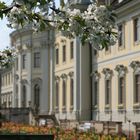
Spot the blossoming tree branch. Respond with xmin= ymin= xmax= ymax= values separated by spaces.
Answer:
xmin=0 ymin=0 xmax=117 ymax=67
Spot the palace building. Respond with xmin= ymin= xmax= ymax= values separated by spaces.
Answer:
xmin=1 ymin=0 xmax=140 ymax=137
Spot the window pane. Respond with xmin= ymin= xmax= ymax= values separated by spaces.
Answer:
xmin=105 ymin=80 xmax=110 ymax=105
xmin=22 ymin=85 xmax=26 ymax=107
xmin=63 ymin=80 xmax=66 ymax=106
xmin=118 ymin=25 xmax=123 ymax=46
xmin=70 ymin=42 xmax=74 ymax=59
xmin=119 ymin=77 xmax=125 ymax=104
xmin=22 ymin=54 xmax=26 ymax=69
xmin=56 ymin=49 xmax=59 ymax=65
xmin=63 ymin=45 xmax=66 ymax=62
xmin=34 ymin=85 xmax=40 ymax=108
xmin=34 ymin=52 xmax=40 ymax=68
xmin=134 ymin=18 xmax=138 ymax=42
xmin=70 ymin=79 xmax=74 ymax=106
xmin=56 ymin=82 xmax=59 ymax=107
xmin=94 ymin=81 xmax=98 ymax=105
xmin=135 ymin=75 xmax=140 ymax=103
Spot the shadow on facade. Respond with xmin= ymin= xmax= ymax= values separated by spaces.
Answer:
xmin=0 ymin=108 xmax=30 ymax=124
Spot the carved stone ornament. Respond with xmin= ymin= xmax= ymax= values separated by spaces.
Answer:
xmin=20 ymin=79 xmax=28 ymax=85
xmin=102 ymin=68 xmax=112 ymax=80
xmin=61 ymin=39 xmax=66 ymax=44
xmin=15 ymin=74 xmax=19 ymax=80
xmin=32 ymin=77 xmax=42 ymax=85
xmin=115 ymin=65 xmax=127 ymax=77
xmin=55 ymin=75 xmax=60 ymax=81
xmin=60 ymin=73 xmax=67 ymax=79
xmin=130 ymin=61 xmax=140 ymax=74
xmin=25 ymin=41 xmax=31 ymax=49
xmin=91 ymin=71 xmax=100 ymax=81
xmin=68 ymin=71 xmax=74 ymax=77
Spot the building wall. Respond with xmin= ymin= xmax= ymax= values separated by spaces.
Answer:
xmin=92 ymin=0 xmax=140 ymax=131
xmin=10 ymin=27 xmax=53 ymax=116
xmin=1 ymin=69 xmax=13 ymax=108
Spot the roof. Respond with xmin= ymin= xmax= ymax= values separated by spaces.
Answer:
xmin=113 ymin=0 xmax=132 ymax=9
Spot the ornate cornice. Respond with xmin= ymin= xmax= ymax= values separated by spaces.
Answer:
xmin=20 ymin=79 xmax=28 ymax=85
xmin=130 ymin=61 xmax=140 ymax=74
xmin=68 ymin=71 xmax=74 ymax=77
xmin=102 ymin=68 xmax=113 ymax=80
xmin=91 ymin=71 xmax=100 ymax=81
xmin=60 ymin=74 xmax=67 ymax=79
xmin=61 ymin=39 xmax=66 ymax=44
xmin=55 ymin=75 xmax=60 ymax=81
xmin=15 ymin=74 xmax=19 ymax=80
xmin=32 ymin=77 xmax=42 ymax=85
xmin=115 ymin=64 xmax=127 ymax=77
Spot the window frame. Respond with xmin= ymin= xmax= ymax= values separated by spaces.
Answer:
xmin=34 ymin=52 xmax=41 ymax=68
xmin=62 ymin=45 xmax=66 ymax=62
xmin=70 ymin=41 xmax=74 ymax=59
xmin=55 ymin=48 xmax=59 ymax=65
xmin=22 ymin=54 xmax=26 ymax=69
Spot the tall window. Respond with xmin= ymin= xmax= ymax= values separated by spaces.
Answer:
xmin=62 ymin=45 xmax=66 ymax=62
xmin=70 ymin=78 xmax=74 ymax=106
xmin=62 ymin=80 xmax=66 ymax=106
xmin=105 ymin=80 xmax=111 ymax=105
xmin=56 ymin=48 xmax=59 ymax=65
xmin=70 ymin=41 xmax=74 ymax=59
xmin=22 ymin=85 xmax=26 ymax=107
xmin=55 ymin=82 xmax=59 ymax=107
xmin=134 ymin=18 xmax=140 ymax=42
xmin=16 ymin=58 xmax=18 ymax=70
xmin=34 ymin=84 xmax=40 ymax=108
xmin=119 ymin=77 xmax=125 ymax=104
xmin=118 ymin=24 xmax=123 ymax=46
xmin=22 ymin=54 xmax=26 ymax=69
xmin=34 ymin=52 xmax=40 ymax=68
xmin=94 ymin=81 xmax=98 ymax=105
xmin=15 ymin=85 xmax=18 ymax=107
xmin=135 ymin=74 xmax=140 ymax=103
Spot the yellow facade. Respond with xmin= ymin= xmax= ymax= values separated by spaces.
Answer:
xmin=54 ymin=32 xmax=75 ymax=120
xmin=92 ymin=0 xmax=140 ymax=131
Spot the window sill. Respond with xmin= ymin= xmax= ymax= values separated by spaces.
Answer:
xmin=105 ymin=50 xmax=111 ymax=55
xmin=105 ymin=104 xmax=110 ymax=109
xmin=134 ymin=40 xmax=140 ymax=46
xmin=118 ymin=104 xmax=124 ymax=109
xmin=133 ymin=103 xmax=140 ymax=108
xmin=93 ymin=105 xmax=98 ymax=110
xmin=70 ymin=106 xmax=74 ymax=111
xmin=62 ymin=106 xmax=66 ymax=112
xmin=118 ymin=46 xmax=125 ymax=51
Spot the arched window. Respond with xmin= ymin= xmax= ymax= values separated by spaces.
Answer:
xmin=62 ymin=80 xmax=66 ymax=106
xmin=34 ymin=84 xmax=40 ymax=108
xmin=22 ymin=85 xmax=26 ymax=107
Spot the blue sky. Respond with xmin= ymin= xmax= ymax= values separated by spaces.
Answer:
xmin=0 ymin=0 xmax=62 ymax=50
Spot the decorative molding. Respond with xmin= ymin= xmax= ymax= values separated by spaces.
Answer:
xmin=115 ymin=65 xmax=127 ymax=77
xmin=55 ymin=75 xmax=60 ymax=81
xmin=20 ymin=79 xmax=28 ymax=85
xmin=102 ymin=68 xmax=112 ymax=80
xmin=60 ymin=74 xmax=67 ymax=79
xmin=15 ymin=74 xmax=19 ymax=80
xmin=91 ymin=71 xmax=100 ymax=81
xmin=32 ymin=77 xmax=42 ymax=85
xmin=130 ymin=61 xmax=140 ymax=74
xmin=61 ymin=39 xmax=66 ymax=44
xmin=68 ymin=71 xmax=74 ymax=77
